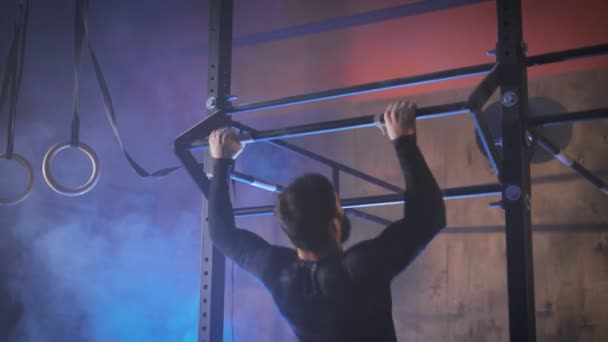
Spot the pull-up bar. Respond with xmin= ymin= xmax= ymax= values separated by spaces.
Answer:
xmin=189 ymin=105 xmax=608 ymax=152
xmin=189 ymin=102 xmax=470 ymax=150
xmin=182 ymin=46 xmax=608 ymax=160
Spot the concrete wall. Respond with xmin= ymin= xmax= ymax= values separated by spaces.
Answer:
xmin=0 ymin=0 xmax=606 ymax=341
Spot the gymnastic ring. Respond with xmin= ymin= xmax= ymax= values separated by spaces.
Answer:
xmin=42 ymin=141 xmax=100 ymax=196
xmin=0 ymin=153 xmax=34 ymax=206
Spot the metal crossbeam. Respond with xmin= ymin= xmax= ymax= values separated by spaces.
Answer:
xmin=184 ymin=0 xmax=492 ymax=54
xmin=228 ymin=44 xmax=608 ymax=114
xmin=530 ymin=108 xmax=608 ymax=127
xmin=227 ymin=170 xmax=396 ymax=227
xmin=189 ymin=102 xmax=470 ymax=149
xmin=233 ymin=184 xmax=502 ymax=217
xmin=232 ymin=0 xmax=491 ymax=47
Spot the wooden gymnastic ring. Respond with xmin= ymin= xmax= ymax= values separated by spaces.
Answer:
xmin=42 ymin=142 xmax=100 ymax=196
xmin=0 ymin=153 xmax=34 ymax=205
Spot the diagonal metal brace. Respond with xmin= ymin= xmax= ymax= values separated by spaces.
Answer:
xmin=534 ymin=131 xmax=608 ymax=196
xmin=174 ymin=110 xmax=232 ymax=198
xmin=467 ymin=63 xmax=502 ymax=178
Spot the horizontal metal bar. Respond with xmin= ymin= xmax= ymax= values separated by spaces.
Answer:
xmin=183 ymin=0 xmax=492 ymax=55
xmin=228 ymin=44 xmax=608 ymax=114
xmin=530 ymin=108 xmax=608 ymax=127
xmin=444 ymin=223 xmax=608 ymax=234
xmin=525 ymin=43 xmax=608 ymax=66
xmin=229 ymin=65 xmax=492 ymax=114
xmin=191 ymin=102 xmax=470 ymax=150
xmin=232 ymin=0 xmax=490 ymax=47
xmin=233 ymin=183 xmax=502 ymax=217
xmin=229 ymin=169 xmax=397 ymax=226
xmin=197 ymin=106 xmax=608 ymax=152
xmin=247 ymin=102 xmax=470 ymax=142
xmin=189 ymin=102 xmax=608 ymax=159
xmin=341 ymin=183 xmax=502 ymax=208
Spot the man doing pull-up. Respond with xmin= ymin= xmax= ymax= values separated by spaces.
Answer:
xmin=207 ymin=100 xmax=446 ymax=342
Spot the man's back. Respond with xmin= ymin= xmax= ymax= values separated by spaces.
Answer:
xmin=258 ymin=246 xmax=397 ymax=342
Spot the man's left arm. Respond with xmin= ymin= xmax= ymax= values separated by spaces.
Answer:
xmin=207 ymin=157 xmax=276 ymax=282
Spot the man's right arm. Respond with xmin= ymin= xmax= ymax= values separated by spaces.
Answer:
xmin=345 ymin=103 xmax=446 ymax=282
xmin=379 ymin=135 xmax=446 ymax=275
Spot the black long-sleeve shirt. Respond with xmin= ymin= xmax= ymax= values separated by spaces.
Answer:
xmin=208 ymin=135 xmax=446 ymax=342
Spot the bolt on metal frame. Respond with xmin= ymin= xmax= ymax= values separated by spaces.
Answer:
xmin=173 ymin=1 xmax=608 ymax=341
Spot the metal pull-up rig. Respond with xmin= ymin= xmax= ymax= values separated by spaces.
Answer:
xmin=174 ymin=1 xmax=608 ymax=341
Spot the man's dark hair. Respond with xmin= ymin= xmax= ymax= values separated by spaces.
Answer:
xmin=275 ymin=173 xmax=337 ymax=251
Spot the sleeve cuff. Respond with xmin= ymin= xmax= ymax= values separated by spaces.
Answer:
xmin=212 ymin=158 xmax=234 ymax=178
xmin=392 ymin=134 xmax=417 ymax=150
xmin=213 ymin=158 xmax=235 ymax=165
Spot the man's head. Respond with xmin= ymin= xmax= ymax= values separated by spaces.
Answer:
xmin=275 ymin=174 xmax=351 ymax=252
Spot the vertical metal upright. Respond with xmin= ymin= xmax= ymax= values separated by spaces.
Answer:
xmin=496 ymin=0 xmax=537 ymax=341
xmin=200 ymin=0 xmax=234 ymax=341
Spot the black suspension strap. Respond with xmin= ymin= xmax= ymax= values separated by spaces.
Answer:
xmin=43 ymin=0 xmax=182 ymax=196
xmin=42 ymin=0 xmax=100 ymax=196
xmin=82 ymin=0 xmax=181 ymax=178
xmin=0 ymin=0 xmax=34 ymax=206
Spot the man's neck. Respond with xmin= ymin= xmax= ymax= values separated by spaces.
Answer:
xmin=297 ymin=244 xmax=342 ymax=262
